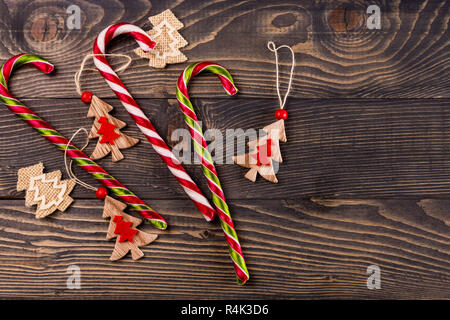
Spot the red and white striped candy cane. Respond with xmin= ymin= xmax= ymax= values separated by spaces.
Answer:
xmin=92 ymin=22 xmax=216 ymax=222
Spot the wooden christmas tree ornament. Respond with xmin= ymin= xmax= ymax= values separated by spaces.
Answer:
xmin=233 ymin=41 xmax=294 ymax=183
xmin=135 ymin=9 xmax=188 ymax=68
xmin=85 ymin=93 xmax=139 ymax=162
xmin=102 ymin=196 xmax=157 ymax=261
xmin=233 ymin=120 xmax=286 ymax=183
xmin=17 ymin=162 xmax=76 ymax=218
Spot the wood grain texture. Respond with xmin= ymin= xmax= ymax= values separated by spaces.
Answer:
xmin=0 ymin=0 xmax=449 ymax=300
xmin=1 ymin=98 xmax=450 ymax=199
xmin=0 ymin=0 xmax=447 ymax=99
xmin=0 ymin=198 xmax=448 ymax=299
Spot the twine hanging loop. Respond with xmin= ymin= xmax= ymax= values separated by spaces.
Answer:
xmin=267 ymin=41 xmax=295 ymax=110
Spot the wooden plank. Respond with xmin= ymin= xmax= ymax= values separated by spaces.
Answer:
xmin=1 ymin=98 xmax=450 ymax=199
xmin=0 ymin=198 xmax=448 ymax=299
xmin=0 ymin=0 xmax=447 ymax=302
xmin=0 ymin=0 xmax=447 ymax=99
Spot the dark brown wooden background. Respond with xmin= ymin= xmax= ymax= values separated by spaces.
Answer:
xmin=0 ymin=0 xmax=448 ymax=299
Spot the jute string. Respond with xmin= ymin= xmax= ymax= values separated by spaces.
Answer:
xmin=267 ymin=41 xmax=295 ymax=110
xmin=64 ymin=128 xmax=97 ymax=191
xmin=74 ymin=54 xmax=132 ymax=95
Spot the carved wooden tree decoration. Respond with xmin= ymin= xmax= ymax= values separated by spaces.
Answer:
xmin=134 ymin=9 xmax=188 ymax=68
xmin=233 ymin=120 xmax=286 ymax=183
xmin=102 ymin=196 xmax=158 ymax=261
xmin=87 ymin=95 xmax=139 ymax=162
xmin=17 ymin=162 xmax=76 ymax=218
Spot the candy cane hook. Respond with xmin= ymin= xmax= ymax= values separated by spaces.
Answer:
xmin=92 ymin=22 xmax=216 ymax=222
xmin=0 ymin=53 xmax=167 ymax=230
xmin=177 ymin=62 xmax=249 ymax=285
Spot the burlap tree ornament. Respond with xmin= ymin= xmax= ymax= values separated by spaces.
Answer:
xmin=233 ymin=120 xmax=286 ymax=183
xmin=87 ymin=95 xmax=139 ymax=162
xmin=17 ymin=162 xmax=76 ymax=218
xmin=135 ymin=9 xmax=188 ymax=68
xmin=102 ymin=196 xmax=158 ymax=261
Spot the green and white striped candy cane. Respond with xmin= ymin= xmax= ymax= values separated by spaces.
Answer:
xmin=177 ymin=61 xmax=249 ymax=285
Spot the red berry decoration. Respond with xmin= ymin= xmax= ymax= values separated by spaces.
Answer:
xmin=275 ymin=109 xmax=288 ymax=120
xmin=81 ymin=91 xmax=93 ymax=104
xmin=96 ymin=187 xmax=108 ymax=200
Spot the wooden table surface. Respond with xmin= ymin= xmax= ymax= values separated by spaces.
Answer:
xmin=0 ymin=0 xmax=449 ymax=299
